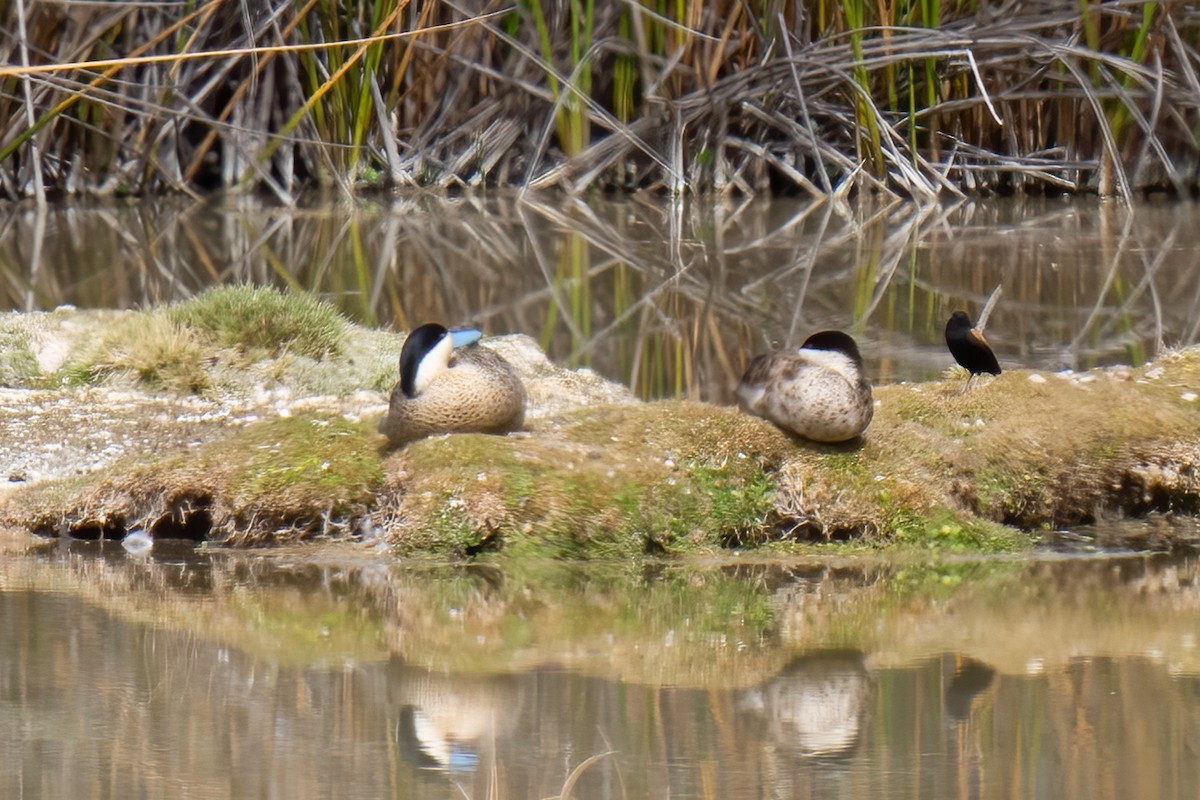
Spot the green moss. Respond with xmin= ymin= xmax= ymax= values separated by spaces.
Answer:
xmin=973 ymin=466 xmax=1013 ymax=513
xmin=389 ymin=403 xmax=786 ymax=558
xmin=639 ymin=464 xmax=777 ymax=550
xmin=224 ymin=415 xmax=384 ymax=511
xmin=169 ymin=285 xmax=347 ymax=358
xmin=889 ymin=506 xmax=1030 ymax=553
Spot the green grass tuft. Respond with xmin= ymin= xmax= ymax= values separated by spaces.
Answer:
xmin=56 ymin=312 xmax=211 ymax=393
xmin=169 ymin=286 xmax=347 ymax=359
xmin=50 ymin=289 xmax=350 ymax=393
xmin=0 ymin=319 xmax=40 ymax=386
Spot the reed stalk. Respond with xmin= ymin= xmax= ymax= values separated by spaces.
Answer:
xmin=0 ymin=1 xmax=1194 ymax=198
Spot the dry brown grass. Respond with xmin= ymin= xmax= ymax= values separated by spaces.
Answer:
xmin=1 ymin=2 xmax=1197 ymax=199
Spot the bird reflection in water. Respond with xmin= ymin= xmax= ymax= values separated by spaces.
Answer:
xmin=388 ymin=662 xmax=523 ymax=774
xmin=738 ymin=650 xmax=872 ymax=760
xmin=944 ymin=654 xmax=996 ymax=722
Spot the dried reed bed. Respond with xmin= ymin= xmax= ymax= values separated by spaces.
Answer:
xmin=1 ymin=1 xmax=1198 ymax=200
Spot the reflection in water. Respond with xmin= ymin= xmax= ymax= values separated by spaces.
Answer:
xmin=2 ymin=544 xmax=1200 ymax=798
xmin=389 ymin=664 xmax=522 ymax=775
xmin=3 ymin=195 xmax=1199 ymax=400
xmin=943 ymin=655 xmax=997 ymax=722
xmin=737 ymin=651 xmax=871 ymax=760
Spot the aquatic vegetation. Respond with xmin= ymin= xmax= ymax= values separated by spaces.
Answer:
xmin=0 ymin=1 xmax=1194 ymax=198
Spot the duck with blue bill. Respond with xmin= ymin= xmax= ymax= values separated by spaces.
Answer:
xmin=380 ymin=323 xmax=527 ymax=446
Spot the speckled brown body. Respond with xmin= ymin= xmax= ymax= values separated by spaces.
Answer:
xmin=736 ymin=341 xmax=873 ymax=443
xmin=380 ymin=345 xmax=526 ymax=446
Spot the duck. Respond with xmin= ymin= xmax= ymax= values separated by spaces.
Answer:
xmin=379 ymin=323 xmax=527 ymax=446
xmin=944 ymin=311 xmax=1000 ymax=392
xmin=736 ymin=330 xmax=873 ymax=443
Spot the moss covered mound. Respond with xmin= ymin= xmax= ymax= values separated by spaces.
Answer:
xmin=12 ymin=415 xmax=384 ymax=544
xmin=376 ymin=401 xmax=792 ymax=557
xmin=3 ymin=296 xmax=1200 ymax=555
xmin=763 ymin=353 xmax=1200 ymax=550
xmin=6 ymin=351 xmax=1200 ymax=554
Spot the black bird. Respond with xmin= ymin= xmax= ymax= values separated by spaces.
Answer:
xmin=945 ymin=311 xmax=1000 ymax=391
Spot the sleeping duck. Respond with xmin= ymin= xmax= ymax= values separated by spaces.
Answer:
xmin=736 ymin=330 xmax=873 ymax=443
xmin=380 ymin=323 xmax=527 ymax=446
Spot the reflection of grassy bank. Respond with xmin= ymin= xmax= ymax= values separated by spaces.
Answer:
xmin=0 ymin=3 xmax=1195 ymax=198
xmin=4 ymin=539 xmax=1197 ymax=800
xmin=0 ymin=540 xmax=389 ymax=667
xmin=5 ymin=545 xmax=1200 ymax=685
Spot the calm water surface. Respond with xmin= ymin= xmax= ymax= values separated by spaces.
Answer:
xmin=3 ymin=194 xmax=1199 ymax=399
xmin=4 ymin=195 xmax=1199 ymax=797
xmin=2 ymin=537 xmax=1198 ymax=799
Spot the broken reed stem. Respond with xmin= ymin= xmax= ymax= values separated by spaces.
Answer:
xmin=13 ymin=0 xmax=44 ymax=205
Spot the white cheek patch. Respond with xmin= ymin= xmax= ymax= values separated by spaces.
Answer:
xmin=413 ymin=334 xmax=454 ymax=395
xmin=798 ymin=348 xmax=857 ymax=383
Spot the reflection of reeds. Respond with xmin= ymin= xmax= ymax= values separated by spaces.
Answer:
xmin=3 ymin=194 xmax=1200 ymax=399
xmin=0 ymin=3 xmax=1197 ymax=198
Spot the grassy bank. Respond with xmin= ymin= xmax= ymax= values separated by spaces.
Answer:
xmin=1 ymin=1 xmax=1196 ymax=200
xmin=3 ymin=288 xmax=1200 ymax=554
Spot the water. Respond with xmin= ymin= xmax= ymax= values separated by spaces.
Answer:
xmin=5 ymin=194 xmax=1200 ymax=797
xmin=3 ymin=194 xmax=1198 ymax=400
xmin=1 ymin=538 xmax=1198 ymax=799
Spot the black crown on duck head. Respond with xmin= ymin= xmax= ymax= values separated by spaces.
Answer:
xmin=399 ymin=323 xmax=451 ymax=398
xmin=800 ymin=330 xmax=863 ymax=366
